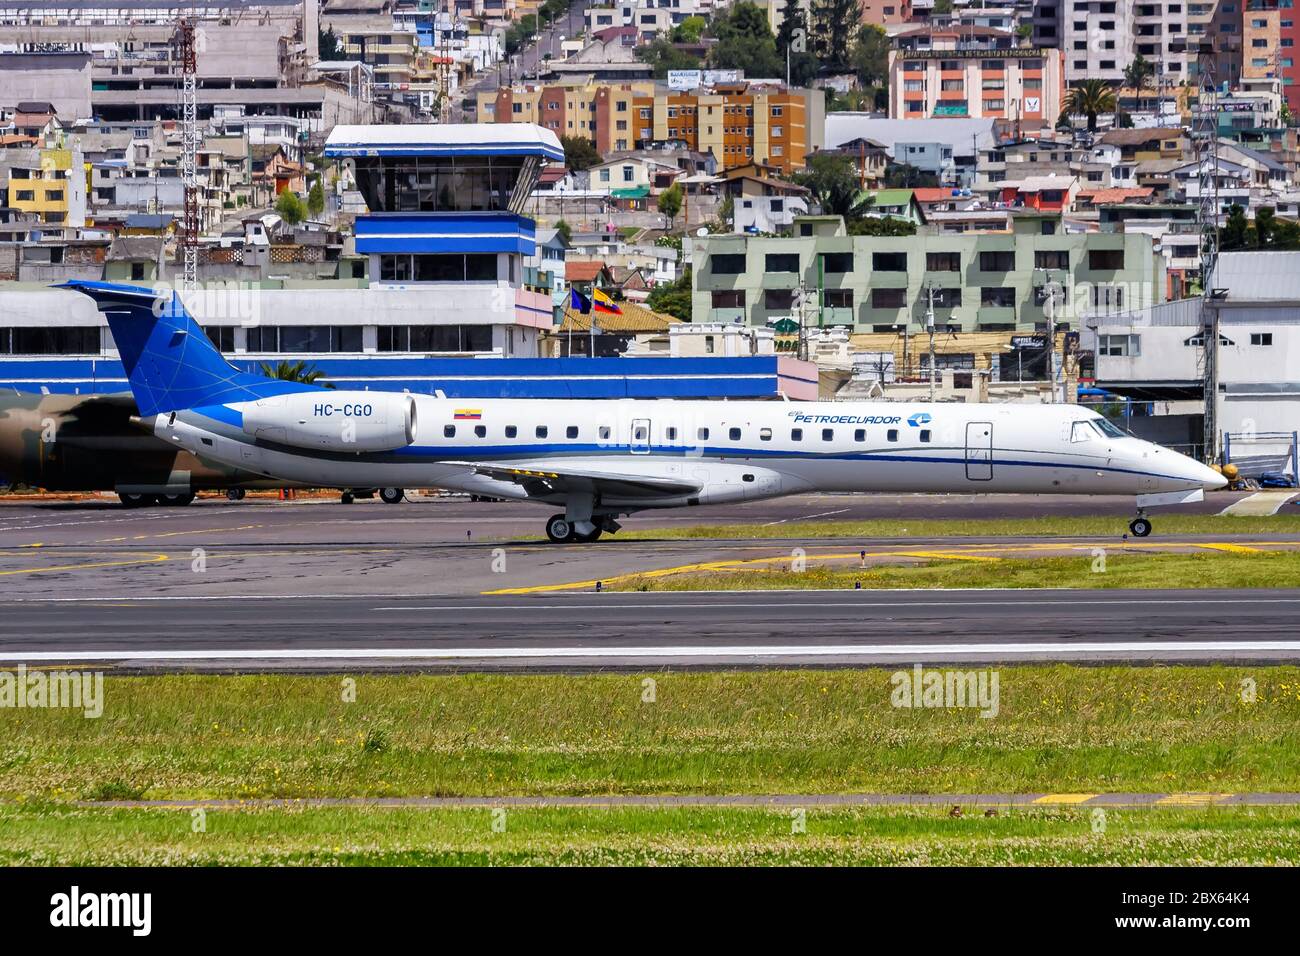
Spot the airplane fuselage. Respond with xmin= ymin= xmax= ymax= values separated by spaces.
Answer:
xmin=150 ymin=395 xmax=1222 ymax=517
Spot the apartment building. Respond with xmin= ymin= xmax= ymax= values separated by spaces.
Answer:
xmin=1061 ymin=0 xmax=1244 ymax=87
xmin=5 ymin=143 xmax=87 ymax=228
xmin=1061 ymin=0 xmax=1142 ymax=84
xmin=889 ymin=46 xmax=1065 ymax=124
xmin=691 ymin=214 xmax=1165 ymax=335
xmin=481 ymin=82 xmax=812 ymax=174
xmin=1245 ymin=2 xmax=1300 ymax=111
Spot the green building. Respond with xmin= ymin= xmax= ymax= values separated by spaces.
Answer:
xmin=691 ymin=214 xmax=1166 ymax=333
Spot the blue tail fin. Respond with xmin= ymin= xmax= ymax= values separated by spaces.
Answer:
xmin=59 ymin=280 xmax=321 ymax=416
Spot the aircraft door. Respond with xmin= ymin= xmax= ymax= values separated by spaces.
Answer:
xmin=965 ymin=421 xmax=993 ymax=481
xmin=630 ymin=418 xmax=651 ymax=455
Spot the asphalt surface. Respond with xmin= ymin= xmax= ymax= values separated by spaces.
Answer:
xmin=1 ymin=492 xmax=1297 ymax=671
xmin=3 ymin=588 xmax=1300 ymax=670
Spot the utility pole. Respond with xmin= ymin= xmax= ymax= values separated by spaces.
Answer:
xmin=1034 ymin=267 xmax=1066 ymax=402
xmin=924 ymin=284 xmax=937 ymax=401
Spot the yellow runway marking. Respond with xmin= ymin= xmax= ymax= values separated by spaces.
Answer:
xmin=484 ymin=539 xmax=1299 ymax=595
xmin=1155 ymin=793 xmax=1233 ymax=806
xmin=891 ymin=551 xmax=1001 ymax=562
xmin=487 ymin=548 xmax=1004 ymax=594
xmin=0 ymin=554 xmax=169 ymax=576
xmin=1032 ymin=794 xmax=1098 ymax=805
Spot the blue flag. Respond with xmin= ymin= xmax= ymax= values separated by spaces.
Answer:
xmin=569 ymin=287 xmax=592 ymax=314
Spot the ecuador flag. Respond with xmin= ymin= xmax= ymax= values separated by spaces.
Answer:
xmin=592 ymin=289 xmax=623 ymax=315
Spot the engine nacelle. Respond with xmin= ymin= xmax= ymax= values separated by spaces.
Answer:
xmin=240 ymin=392 xmax=417 ymax=453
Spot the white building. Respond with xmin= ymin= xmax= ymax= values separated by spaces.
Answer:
xmin=1084 ymin=251 xmax=1300 ymax=474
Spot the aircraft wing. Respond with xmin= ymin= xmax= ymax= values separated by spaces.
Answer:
xmin=454 ymin=461 xmax=702 ymax=499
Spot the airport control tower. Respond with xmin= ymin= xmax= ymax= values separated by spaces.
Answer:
xmin=323 ymin=123 xmax=565 ymax=347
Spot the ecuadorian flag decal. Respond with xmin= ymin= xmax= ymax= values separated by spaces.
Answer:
xmin=453 ymin=409 xmax=483 ymax=421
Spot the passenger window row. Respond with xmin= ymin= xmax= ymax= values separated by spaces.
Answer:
xmin=441 ymin=424 xmax=591 ymax=439
xmin=438 ymin=424 xmax=935 ymax=444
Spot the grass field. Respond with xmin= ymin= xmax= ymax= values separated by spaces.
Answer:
xmin=4 ymin=804 xmax=1298 ymax=866
xmin=5 ymin=667 xmax=1299 ymax=864
xmin=608 ymin=550 xmax=1300 ymax=591
xmin=4 ymin=667 xmax=1300 ymax=802
xmin=619 ymin=513 xmax=1300 ymax=540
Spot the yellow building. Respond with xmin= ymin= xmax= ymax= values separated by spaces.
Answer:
xmin=6 ymin=144 xmax=86 ymax=226
xmin=478 ymin=81 xmax=810 ymax=174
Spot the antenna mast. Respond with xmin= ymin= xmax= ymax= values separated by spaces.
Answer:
xmin=179 ymin=16 xmax=199 ymax=292
xmin=1195 ymin=39 xmax=1220 ymax=463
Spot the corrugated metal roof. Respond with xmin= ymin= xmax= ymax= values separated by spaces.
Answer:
xmin=1217 ymin=252 xmax=1300 ymax=300
xmin=824 ymin=115 xmax=995 ymax=157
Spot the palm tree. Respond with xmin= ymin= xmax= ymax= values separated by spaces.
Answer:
xmin=260 ymin=360 xmax=332 ymax=387
xmin=1065 ymin=79 xmax=1118 ymax=133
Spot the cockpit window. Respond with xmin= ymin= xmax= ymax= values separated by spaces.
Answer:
xmin=1091 ymin=418 xmax=1126 ymax=438
xmin=1070 ymin=421 xmax=1093 ymax=443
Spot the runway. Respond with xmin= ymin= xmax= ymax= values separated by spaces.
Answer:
xmin=3 ymin=589 xmax=1300 ymax=670
xmin=0 ymin=492 xmax=1296 ymax=670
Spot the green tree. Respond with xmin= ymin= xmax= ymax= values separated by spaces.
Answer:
xmin=1064 ymin=79 xmax=1117 ymax=132
xmin=1221 ymin=204 xmax=1249 ymax=251
xmin=318 ymin=27 xmax=342 ymax=60
xmin=657 ymin=181 xmax=684 ymax=227
xmin=884 ymin=163 xmax=940 ymax=189
xmin=636 ymin=36 xmax=702 ymax=78
xmin=810 ymin=0 xmax=861 ymax=73
xmin=505 ymin=14 xmax=538 ymax=55
xmin=260 ymin=360 xmax=332 ymax=386
xmin=275 ymin=190 xmax=306 ymax=225
xmin=709 ymin=2 xmax=782 ymax=77
xmin=1123 ymin=54 xmax=1155 ymax=112
xmin=645 ymin=267 xmax=693 ymax=321
xmin=850 ymin=23 xmax=889 ymax=89
xmin=307 ymin=178 xmax=325 ymax=218
xmin=1255 ymin=206 xmax=1277 ymax=248
xmin=671 ymin=15 xmax=707 ymax=43
xmin=933 ymin=0 xmax=952 ymax=12
xmin=847 ymin=216 xmax=917 ymax=237
xmin=554 ymin=218 xmax=573 ymax=245
xmin=793 ymin=153 xmax=871 ymax=221
xmin=560 ymin=135 xmax=602 ymax=170
xmin=776 ymin=0 xmax=818 ymax=86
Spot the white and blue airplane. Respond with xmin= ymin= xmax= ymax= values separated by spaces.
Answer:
xmin=63 ymin=280 xmax=1226 ymax=542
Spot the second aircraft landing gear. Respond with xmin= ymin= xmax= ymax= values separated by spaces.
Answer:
xmin=1129 ymin=515 xmax=1152 ymax=537
xmin=379 ymin=487 xmax=405 ymax=504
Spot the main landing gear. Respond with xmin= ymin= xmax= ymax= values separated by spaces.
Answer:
xmin=1129 ymin=514 xmax=1152 ymax=537
xmin=379 ymin=487 xmax=405 ymax=504
xmin=545 ymin=513 xmax=614 ymax=543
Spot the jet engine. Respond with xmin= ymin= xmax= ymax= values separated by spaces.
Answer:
xmin=240 ymin=392 xmax=417 ymax=453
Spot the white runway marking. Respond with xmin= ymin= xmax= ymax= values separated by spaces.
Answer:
xmin=1218 ymin=491 xmax=1297 ymax=516
xmin=762 ymin=508 xmax=850 ymax=526
xmin=4 ymin=640 xmax=1300 ymax=663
